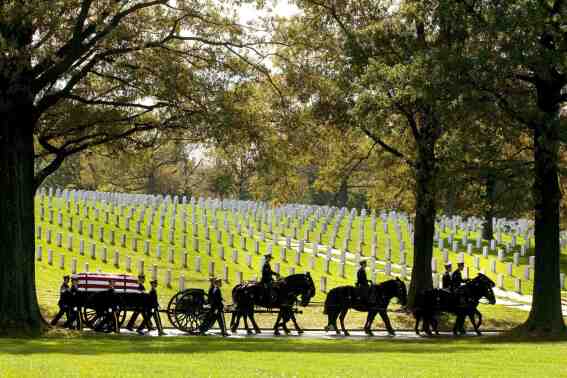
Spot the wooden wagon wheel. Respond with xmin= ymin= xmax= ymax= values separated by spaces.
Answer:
xmin=81 ymin=306 xmax=99 ymax=329
xmin=167 ymin=289 xmax=208 ymax=334
xmin=117 ymin=310 xmax=127 ymax=328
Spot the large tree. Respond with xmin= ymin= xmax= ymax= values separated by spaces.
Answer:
xmin=0 ymin=0 xmax=266 ymax=334
xmin=448 ymin=0 xmax=567 ymax=334
xmin=280 ymin=0 xmax=474 ymax=306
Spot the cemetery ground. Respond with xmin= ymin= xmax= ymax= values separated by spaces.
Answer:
xmin=33 ymin=190 xmax=567 ymax=332
xmin=1 ymin=333 xmax=567 ymax=377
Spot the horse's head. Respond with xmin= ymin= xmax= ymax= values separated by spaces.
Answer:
xmin=394 ymin=277 xmax=408 ymax=306
xmin=378 ymin=277 xmax=407 ymax=306
xmin=283 ymin=272 xmax=316 ymax=306
xmin=472 ymin=273 xmax=496 ymax=305
xmin=299 ymin=272 xmax=316 ymax=306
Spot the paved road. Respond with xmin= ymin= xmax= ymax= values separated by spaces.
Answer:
xmin=114 ymin=328 xmax=501 ymax=339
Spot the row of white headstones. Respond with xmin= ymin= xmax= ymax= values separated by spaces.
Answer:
xmin=34 ymin=187 xmax=566 ymax=294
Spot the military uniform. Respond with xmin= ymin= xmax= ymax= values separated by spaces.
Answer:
xmin=261 ymin=261 xmax=277 ymax=285
xmin=261 ymin=259 xmax=278 ymax=304
xmin=127 ymin=282 xmax=146 ymax=331
xmin=442 ymin=272 xmax=452 ymax=290
xmin=50 ymin=281 xmax=70 ymax=326
xmin=451 ymin=269 xmax=464 ymax=291
xmin=356 ymin=265 xmax=372 ymax=303
xmin=201 ymin=282 xmax=228 ymax=336
xmin=64 ymin=283 xmax=82 ymax=329
xmin=140 ymin=283 xmax=164 ymax=335
xmin=356 ymin=267 xmax=369 ymax=287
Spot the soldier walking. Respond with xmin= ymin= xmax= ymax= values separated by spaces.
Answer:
xmin=64 ymin=276 xmax=82 ymax=330
xmin=50 ymin=275 xmax=70 ymax=326
xmin=126 ymin=274 xmax=146 ymax=331
xmin=202 ymin=278 xmax=229 ymax=337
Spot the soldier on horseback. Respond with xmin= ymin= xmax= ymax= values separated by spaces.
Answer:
xmin=442 ymin=262 xmax=452 ymax=290
xmin=355 ymin=260 xmax=373 ymax=303
xmin=451 ymin=262 xmax=468 ymax=291
xmin=261 ymin=254 xmax=280 ymax=303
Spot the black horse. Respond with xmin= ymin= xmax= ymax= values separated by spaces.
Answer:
xmin=413 ymin=273 xmax=496 ymax=336
xmin=230 ymin=273 xmax=315 ymax=335
xmin=323 ymin=278 xmax=407 ymax=336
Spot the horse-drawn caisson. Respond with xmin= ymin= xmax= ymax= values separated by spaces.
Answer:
xmin=51 ymin=259 xmax=497 ymax=337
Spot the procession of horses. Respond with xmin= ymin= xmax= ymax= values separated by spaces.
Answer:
xmin=50 ymin=254 xmax=497 ymax=338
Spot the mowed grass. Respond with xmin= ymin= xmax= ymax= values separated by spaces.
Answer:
xmin=1 ymin=334 xmax=567 ymax=378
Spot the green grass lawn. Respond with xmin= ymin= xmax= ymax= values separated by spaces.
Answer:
xmin=1 ymin=334 xmax=566 ymax=378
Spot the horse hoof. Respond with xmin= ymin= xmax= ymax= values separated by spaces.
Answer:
xmin=255 ymin=329 xmax=261 ymax=334
xmin=343 ymin=331 xmax=350 ymax=337
xmin=247 ymin=330 xmax=254 ymax=335
xmin=388 ymin=331 xmax=395 ymax=337
xmin=435 ymin=331 xmax=440 ymax=336
xmin=297 ymin=329 xmax=304 ymax=335
xmin=476 ymin=331 xmax=482 ymax=336
xmin=274 ymin=331 xmax=280 ymax=336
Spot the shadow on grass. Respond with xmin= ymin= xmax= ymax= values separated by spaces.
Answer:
xmin=0 ymin=333 xmax=498 ymax=356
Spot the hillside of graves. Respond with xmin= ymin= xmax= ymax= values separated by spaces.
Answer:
xmin=35 ymin=188 xmax=567 ymax=329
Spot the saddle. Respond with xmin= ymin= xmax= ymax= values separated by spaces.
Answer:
xmin=355 ymin=285 xmax=379 ymax=307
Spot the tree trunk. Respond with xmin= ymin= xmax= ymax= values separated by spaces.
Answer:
xmin=482 ymin=173 xmax=496 ymax=240
xmin=335 ymin=178 xmax=348 ymax=208
xmin=407 ymin=138 xmax=437 ymax=308
xmin=0 ymin=98 xmax=44 ymax=335
xmin=521 ymin=92 xmax=565 ymax=334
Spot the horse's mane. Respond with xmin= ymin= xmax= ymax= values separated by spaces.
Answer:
xmin=283 ymin=273 xmax=310 ymax=285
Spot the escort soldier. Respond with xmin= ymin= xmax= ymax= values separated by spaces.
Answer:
xmin=356 ymin=260 xmax=370 ymax=302
xmin=126 ymin=274 xmax=146 ymax=332
xmin=50 ymin=275 xmax=70 ymax=326
xmin=201 ymin=278 xmax=229 ymax=337
xmin=442 ymin=262 xmax=453 ymax=290
xmin=451 ymin=262 xmax=467 ymax=291
xmin=100 ymin=279 xmax=119 ymax=333
xmin=142 ymin=279 xmax=165 ymax=336
xmin=64 ymin=276 xmax=82 ymax=330
xmin=261 ymin=254 xmax=279 ymax=303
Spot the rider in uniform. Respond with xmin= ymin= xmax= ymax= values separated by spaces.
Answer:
xmin=50 ymin=275 xmax=70 ymax=326
xmin=451 ymin=262 xmax=468 ymax=291
xmin=356 ymin=260 xmax=371 ymax=303
xmin=261 ymin=254 xmax=279 ymax=303
xmin=442 ymin=262 xmax=453 ymax=290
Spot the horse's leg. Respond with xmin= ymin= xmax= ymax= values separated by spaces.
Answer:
xmin=230 ymin=311 xmax=238 ymax=333
xmin=458 ymin=312 xmax=467 ymax=335
xmin=250 ymin=311 xmax=261 ymax=334
xmin=423 ymin=313 xmax=433 ymax=336
xmin=290 ymin=311 xmax=303 ymax=334
xmin=453 ymin=314 xmax=464 ymax=336
xmin=472 ymin=309 xmax=483 ymax=336
xmin=380 ymin=310 xmax=395 ymax=336
xmin=273 ymin=311 xmax=282 ymax=336
xmin=282 ymin=310 xmax=291 ymax=335
xmin=363 ymin=311 xmax=373 ymax=335
xmin=414 ymin=311 xmax=421 ymax=335
xmin=339 ymin=308 xmax=349 ymax=336
xmin=431 ymin=315 xmax=439 ymax=335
